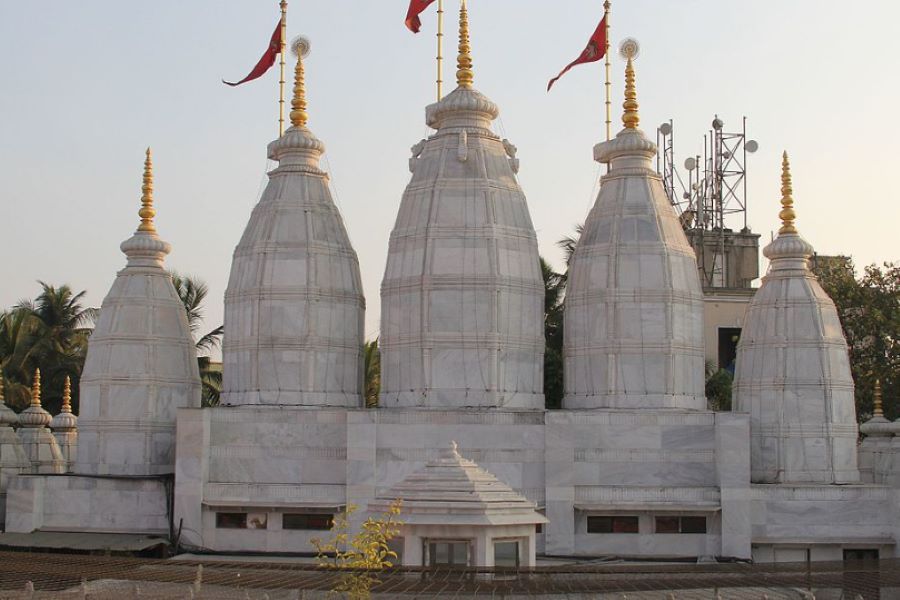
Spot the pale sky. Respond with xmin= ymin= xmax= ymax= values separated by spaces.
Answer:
xmin=1 ymin=1 xmax=898 ymax=351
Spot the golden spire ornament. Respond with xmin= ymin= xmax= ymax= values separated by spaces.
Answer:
xmin=62 ymin=376 xmax=73 ymax=414
xmin=31 ymin=368 xmax=42 ymax=407
xmin=873 ymin=379 xmax=884 ymax=419
xmin=289 ymin=36 xmax=311 ymax=128
xmin=456 ymin=0 xmax=474 ymax=89
xmin=138 ymin=148 xmax=156 ymax=233
xmin=0 ymin=375 xmax=5 ymax=406
xmin=779 ymin=151 xmax=797 ymax=234
xmin=619 ymin=38 xmax=640 ymax=130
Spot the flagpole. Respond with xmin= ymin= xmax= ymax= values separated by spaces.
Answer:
xmin=279 ymin=0 xmax=288 ymax=135
xmin=437 ymin=0 xmax=444 ymax=101
xmin=604 ymin=0 xmax=611 ymax=141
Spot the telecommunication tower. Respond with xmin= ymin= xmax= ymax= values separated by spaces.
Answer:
xmin=656 ymin=117 xmax=760 ymax=289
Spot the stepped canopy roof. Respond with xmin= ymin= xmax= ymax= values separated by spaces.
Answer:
xmin=370 ymin=442 xmax=546 ymax=527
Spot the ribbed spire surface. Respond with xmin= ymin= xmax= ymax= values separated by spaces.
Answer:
xmin=379 ymin=38 xmax=544 ymax=410
xmin=733 ymin=154 xmax=859 ymax=483
xmin=77 ymin=150 xmax=200 ymax=476
xmin=563 ymin=53 xmax=706 ymax=410
xmin=222 ymin=47 xmax=365 ymax=407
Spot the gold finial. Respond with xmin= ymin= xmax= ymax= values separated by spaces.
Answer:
xmin=62 ymin=376 xmax=72 ymax=414
xmin=873 ymin=379 xmax=884 ymax=419
xmin=0 ymin=375 xmax=5 ymax=405
xmin=779 ymin=151 xmax=797 ymax=234
xmin=138 ymin=148 xmax=156 ymax=233
xmin=619 ymin=39 xmax=641 ymax=130
xmin=31 ymin=368 xmax=41 ymax=407
xmin=289 ymin=37 xmax=309 ymax=128
xmin=456 ymin=0 xmax=474 ymax=89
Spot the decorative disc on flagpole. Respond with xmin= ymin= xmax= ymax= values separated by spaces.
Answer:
xmin=291 ymin=36 xmax=311 ymax=59
xmin=619 ymin=38 xmax=640 ymax=61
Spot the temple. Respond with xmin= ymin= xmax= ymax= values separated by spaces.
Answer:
xmin=1 ymin=3 xmax=898 ymax=566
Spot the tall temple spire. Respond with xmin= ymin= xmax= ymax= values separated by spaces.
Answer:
xmin=138 ymin=148 xmax=156 ymax=233
xmin=620 ymin=39 xmax=640 ymax=130
xmin=289 ymin=37 xmax=309 ymax=128
xmin=779 ymin=151 xmax=797 ymax=234
xmin=81 ymin=146 xmax=198 ymax=476
xmin=31 ymin=368 xmax=41 ymax=408
xmin=734 ymin=155 xmax=860 ymax=484
xmin=456 ymin=0 xmax=473 ymax=89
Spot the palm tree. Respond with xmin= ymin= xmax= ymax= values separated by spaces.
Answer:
xmin=3 ymin=283 xmax=97 ymax=413
xmin=0 ymin=309 xmax=38 ymax=409
xmin=364 ymin=340 xmax=380 ymax=408
xmin=556 ymin=223 xmax=584 ymax=270
xmin=542 ymin=224 xmax=584 ymax=409
xmin=541 ymin=258 xmax=565 ymax=409
xmin=169 ymin=273 xmax=224 ymax=407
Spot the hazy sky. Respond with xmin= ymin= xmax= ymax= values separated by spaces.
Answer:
xmin=2 ymin=1 xmax=898 ymax=350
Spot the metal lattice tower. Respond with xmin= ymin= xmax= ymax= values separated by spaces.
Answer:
xmin=656 ymin=116 xmax=759 ymax=289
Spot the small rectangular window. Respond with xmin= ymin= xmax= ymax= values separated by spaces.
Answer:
xmin=283 ymin=513 xmax=333 ymax=531
xmin=655 ymin=516 xmax=707 ymax=534
xmin=428 ymin=542 xmax=469 ymax=567
xmin=494 ymin=541 xmax=520 ymax=568
xmin=655 ymin=516 xmax=680 ymax=534
xmin=216 ymin=512 xmax=247 ymax=529
xmin=587 ymin=516 xmax=639 ymax=534
xmin=680 ymin=516 xmax=707 ymax=534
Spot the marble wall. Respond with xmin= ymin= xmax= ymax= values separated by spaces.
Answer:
xmin=170 ymin=406 xmax=900 ymax=561
xmin=5 ymin=474 xmax=169 ymax=534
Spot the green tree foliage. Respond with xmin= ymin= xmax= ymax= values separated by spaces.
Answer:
xmin=169 ymin=273 xmax=224 ymax=407
xmin=541 ymin=224 xmax=584 ymax=410
xmin=542 ymin=258 xmax=565 ymax=409
xmin=312 ymin=499 xmax=403 ymax=599
xmin=813 ymin=259 xmax=899 ymax=421
xmin=705 ymin=361 xmax=733 ymax=412
xmin=0 ymin=283 xmax=96 ymax=413
xmin=364 ymin=340 xmax=380 ymax=408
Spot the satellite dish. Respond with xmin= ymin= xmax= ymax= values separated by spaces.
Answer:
xmin=712 ymin=117 xmax=724 ymax=131
xmin=659 ymin=122 xmax=672 ymax=136
xmin=684 ymin=157 xmax=697 ymax=171
xmin=745 ymin=140 xmax=759 ymax=153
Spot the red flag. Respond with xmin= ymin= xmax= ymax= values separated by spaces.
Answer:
xmin=547 ymin=16 xmax=608 ymax=92
xmin=405 ymin=0 xmax=437 ymax=33
xmin=223 ymin=19 xmax=283 ymax=87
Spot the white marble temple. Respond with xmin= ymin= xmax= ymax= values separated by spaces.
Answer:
xmin=379 ymin=53 xmax=544 ymax=410
xmin=563 ymin=58 xmax=706 ymax=411
xmin=76 ymin=151 xmax=201 ymax=476
xmin=221 ymin=58 xmax=365 ymax=407
xmin=733 ymin=155 xmax=859 ymax=485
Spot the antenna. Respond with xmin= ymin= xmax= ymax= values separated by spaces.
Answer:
xmin=655 ymin=115 xmax=760 ymax=289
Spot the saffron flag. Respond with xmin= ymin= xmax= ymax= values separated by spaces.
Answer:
xmin=405 ymin=0 xmax=437 ymax=33
xmin=547 ymin=15 xmax=608 ymax=91
xmin=223 ymin=19 xmax=283 ymax=87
